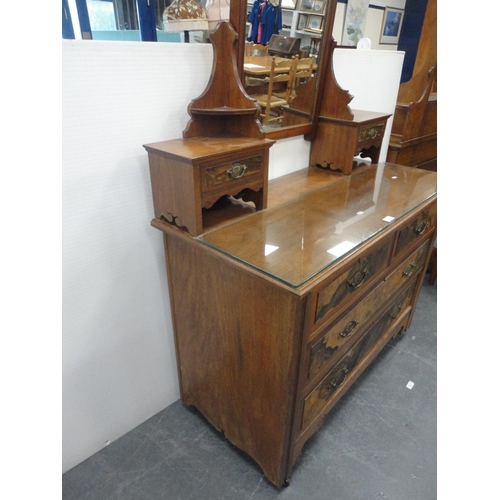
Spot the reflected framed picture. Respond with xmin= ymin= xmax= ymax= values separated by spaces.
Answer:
xmin=312 ymin=0 xmax=326 ymax=15
xmin=298 ymin=14 xmax=308 ymax=30
xmin=380 ymin=7 xmax=404 ymax=44
xmin=281 ymin=0 xmax=297 ymax=9
xmin=307 ymin=14 xmax=323 ymax=30
xmin=299 ymin=0 xmax=315 ymax=12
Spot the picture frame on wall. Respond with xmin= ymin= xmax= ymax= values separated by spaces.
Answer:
xmin=307 ymin=14 xmax=323 ymax=30
xmin=341 ymin=0 xmax=370 ymax=46
xmin=312 ymin=0 xmax=326 ymax=15
xmin=299 ymin=0 xmax=315 ymax=12
xmin=380 ymin=7 xmax=404 ymax=44
xmin=281 ymin=0 xmax=297 ymax=9
xmin=297 ymin=14 xmax=308 ymax=31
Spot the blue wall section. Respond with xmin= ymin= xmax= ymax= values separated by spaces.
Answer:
xmin=92 ymin=30 xmax=181 ymax=42
xmin=397 ymin=0 xmax=428 ymax=83
xmin=137 ymin=0 xmax=158 ymax=41
xmin=63 ymin=0 xmax=75 ymax=39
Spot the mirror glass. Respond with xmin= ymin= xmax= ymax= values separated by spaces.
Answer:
xmin=159 ymin=0 xmax=329 ymax=136
xmin=243 ymin=0 xmax=327 ymax=133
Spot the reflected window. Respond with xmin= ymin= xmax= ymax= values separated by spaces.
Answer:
xmin=88 ymin=0 xmax=138 ymax=32
xmin=87 ymin=1 xmax=115 ymax=30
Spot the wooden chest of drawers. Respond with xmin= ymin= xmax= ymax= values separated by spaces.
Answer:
xmin=151 ymin=163 xmax=437 ymax=487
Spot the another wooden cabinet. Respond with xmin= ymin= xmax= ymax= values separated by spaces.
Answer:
xmin=387 ymin=0 xmax=437 ymax=171
xmin=387 ymin=90 xmax=437 ymax=171
xmin=150 ymin=162 xmax=437 ymax=487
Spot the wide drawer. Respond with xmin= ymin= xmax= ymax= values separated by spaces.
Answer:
xmin=314 ymin=238 xmax=392 ymax=324
xmin=308 ymin=239 xmax=430 ymax=381
xmin=394 ymin=201 xmax=436 ymax=257
xmin=201 ymin=155 xmax=263 ymax=191
xmin=301 ymin=282 xmax=416 ymax=431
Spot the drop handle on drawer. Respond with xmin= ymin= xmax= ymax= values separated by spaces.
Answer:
xmin=339 ymin=319 xmax=359 ymax=339
xmin=348 ymin=268 xmax=369 ymax=289
xmin=330 ymin=367 xmax=349 ymax=389
xmin=403 ymin=263 xmax=417 ymax=277
xmin=226 ymin=163 xmax=247 ymax=179
xmin=414 ymin=219 xmax=429 ymax=235
xmin=389 ymin=304 xmax=403 ymax=320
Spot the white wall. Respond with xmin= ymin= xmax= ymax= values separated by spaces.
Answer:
xmin=62 ymin=38 xmax=403 ymax=473
xmin=334 ymin=48 xmax=405 ymax=162
xmin=62 ymin=40 xmax=214 ymax=473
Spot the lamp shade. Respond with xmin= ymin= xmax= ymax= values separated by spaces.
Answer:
xmin=206 ymin=0 xmax=230 ymax=30
xmin=163 ymin=0 xmax=209 ymax=32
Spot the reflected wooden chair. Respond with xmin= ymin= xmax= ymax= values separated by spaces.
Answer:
xmin=245 ymin=43 xmax=269 ymax=56
xmin=244 ymin=43 xmax=271 ymax=87
xmin=271 ymin=56 xmax=298 ymax=103
xmin=290 ymin=57 xmax=314 ymax=100
xmin=252 ymin=57 xmax=296 ymax=126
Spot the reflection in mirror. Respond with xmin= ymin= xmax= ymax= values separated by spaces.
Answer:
xmin=157 ymin=0 xmax=332 ymax=136
xmin=158 ymin=0 xmax=230 ymax=42
xmin=243 ymin=0 xmax=328 ymax=132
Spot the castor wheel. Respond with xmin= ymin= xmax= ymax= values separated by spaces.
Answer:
xmin=283 ymin=479 xmax=290 ymax=487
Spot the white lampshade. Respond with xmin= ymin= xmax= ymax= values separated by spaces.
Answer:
xmin=206 ymin=0 xmax=230 ymax=30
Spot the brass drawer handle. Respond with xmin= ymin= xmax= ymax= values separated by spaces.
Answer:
xmin=330 ymin=367 xmax=349 ymax=389
xmin=348 ymin=269 xmax=369 ymax=289
xmin=389 ymin=304 xmax=403 ymax=320
xmin=403 ymin=263 xmax=416 ymax=277
xmin=226 ymin=163 xmax=247 ymax=179
xmin=339 ymin=319 xmax=359 ymax=339
xmin=414 ymin=219 xmax=429 ymax=235
xmin=368 ymin=128 xmax=378 ymax=139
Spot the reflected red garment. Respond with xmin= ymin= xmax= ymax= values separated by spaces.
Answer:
xmin=257 ymin=2 xmax=266 ymax=43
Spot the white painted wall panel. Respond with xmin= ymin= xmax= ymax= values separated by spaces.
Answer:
xmin=62 ymin=40 xmax=213 ymax=473
xmin=333 ymin=48 xmax=405 ymax=162
xmin=370 ymin=0 xmax=406 ymax=8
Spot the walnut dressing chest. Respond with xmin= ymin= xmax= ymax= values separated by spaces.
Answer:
xmin=150 ymin=162 xmax=437 ymax=487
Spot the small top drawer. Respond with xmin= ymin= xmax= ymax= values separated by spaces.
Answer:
xmin=357 ymin=122 xmax=386 ymax=144
xmin=314 ymin=238 xmax=392 ymax=324
xmin=202 ymin=155 xmax=263 ymax=191
xmin=394 ymin=202 xmax=437 ymax=257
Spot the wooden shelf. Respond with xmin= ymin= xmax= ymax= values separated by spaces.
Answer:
xmin=189 ymin=107 xmax=259 ymax=116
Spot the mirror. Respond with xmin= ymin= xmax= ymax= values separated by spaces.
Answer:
xmin=160 ymin=0 xmax=336 ymax=139
xmin=231 ymin=0 xmax=337 ymax=139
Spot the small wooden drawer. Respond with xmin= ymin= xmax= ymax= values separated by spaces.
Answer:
xmin=308 ymin=239 xmax=429 ymax=381
xmin=302 ymin=283 xmax=416 ymax=431
xmin=394 ymin=202 xmax=437 ymax=257
xmin=357 ymin=122 xmax=386 ymax=144
xmin=201 ymin=155 xmax=263 ymax=191
xmin=144 ymin=137 xmax=273 ymax=236
xmin=314 ymin=238 xmax=392 ymax=324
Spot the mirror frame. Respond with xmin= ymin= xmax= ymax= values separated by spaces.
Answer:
xmin=230 ymin=0 xmax=338 ymax=140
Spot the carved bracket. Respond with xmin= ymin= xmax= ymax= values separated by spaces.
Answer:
xmin=183 ymin=21 xmax=264 ymax=139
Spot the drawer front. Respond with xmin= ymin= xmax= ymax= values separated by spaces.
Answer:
xmin=302 ymin=283 xmax=415 ymax=431
xmin=395 ymin=202 xmax=436 ymax=257
xmin=202 ymin=155 xmax=263 ymax=191
xmin=358 ymin=122 xmax=386 ymax=144
xmin=308 ymin=240 xmax=430 ymax=380
xmin=315 ymin=239 xmax=392 ymax=324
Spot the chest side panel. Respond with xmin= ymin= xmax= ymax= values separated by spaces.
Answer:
xmin=164 ymin=229 xmax=305 ymax=487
